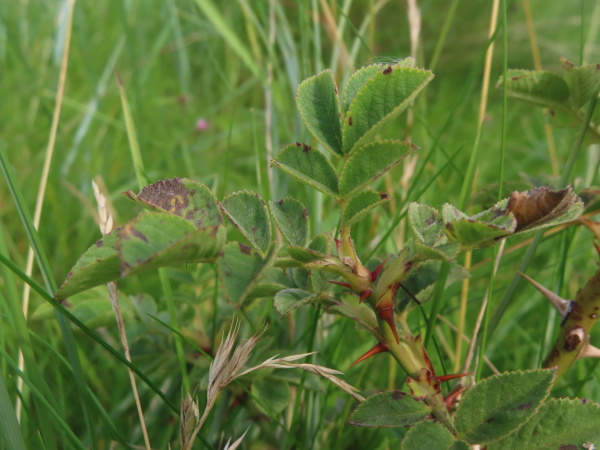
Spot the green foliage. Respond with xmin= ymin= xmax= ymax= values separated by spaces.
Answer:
xmin=454 ymin=369 xmax=555 ymax=444
xmin=3 ymin=2 xmax=599 ymax=447
xmin=347 ymin=391 xmax=430 ymax=427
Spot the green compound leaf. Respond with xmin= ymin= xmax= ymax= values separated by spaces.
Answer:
xmin=343 ymin=58 xmax=417 ymax=113
xmin=287 ymin=246 xmax=328 ymax=263
xmin=348 ymin=390 xmax=430 ymax=428
xmin=55 ymin=229 xmax=121 ymax=301
xmin=271 ymin=144 xmax=339 ymax=197
xmin=269 ymin=197 xmax=309 ymax=246
xmin=408 ymin=202 xmax=446 ymax=248
xmin=341 ymin=190 xmax=391 ymax=227
xmin=343 ymin=65 xmax=433 ymax=153
xmin=496 ymin=69 xmax=569 ymax=108
xmin=442 ymin=203 xmax=516 ymax=250
xmin=296 ymin=69 xmax=343 ymax=156
xmin=119 ymin=213 xmax=225 ymax=275
xmin=490 ymin=398 xmax=600 ymax=450
xmin=218 ymin=242 xmax=276 ymax=305
xmin=220 ymin=190 xmax=271 ymax=257
xmin=401 ymin=421 xmax=470 ymax=450
xmin=561 ymin=58 xmax=600 ymax=109
xmin=455 ymin=369 xmax=556 ymax=445
xmin=273 ymin=288 xmax=317 ymax=317
xmin=338 ymin=140 xmax=417 ymax=197
xmin=122 ymin=177 xmax=222 ymax=228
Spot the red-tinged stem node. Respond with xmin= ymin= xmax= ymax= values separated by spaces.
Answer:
xmin=349 ymin=342 xmax=388 ymax=368
xmin=359 ymin=289 xmax=372 ymax=303
xmin=370 ymin=259 xmax=389 ymax=282
xmin=378 ymin=305 xmax=399 ymax=343
xmin=434 ymin=372 xmax=474 ymax=383
xmin=444 ymin=386 xmax=468 ymax=410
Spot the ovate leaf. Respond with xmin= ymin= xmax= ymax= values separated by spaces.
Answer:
xmin=119 ymin=213 xmax=225 ymax=275
xmin=490 ymin=398 xmax=600 ymax=450
xmin=55 ymin=229 xmax=120 ymax=301
xmin=269 ymin=197 xmax=309 ymax=246
xmin=561 ymin=58 xmax=600 ymax=108
xmin=271 ymin=144 xmax=339 ymax=197
xmin=402 ymin=421 xmax=470 ymax=450
xmin=408 ymin=202 xmax=446 ymax=247
xmin=218 ymin=242 xmax=276 ymax=305
xmin=296 ymin=69 xmax=343 ymax=156
xmin=497 ymin=69 xmax=569 ymax=108
xmin=220 ymin=190 xmax=271 ymax=257
xmin=122 ymin=177 xmax=222 ymax=228
xmin=455 ymin=369 xmax=555 ymax=445
xmin=343 ymin=65 xmax=433 ymax=152
xmin=341 ymin=190 xmax=391 ymax=227
xmin=273 ymin=288 xmax=316 ymax=317
xmin=338 ymin=140 xmax=416 ymax=196
xmin=343 ymin=65 xmax=383 ymax=112
xmin=348 ymin=390 xmax=430 ymax=427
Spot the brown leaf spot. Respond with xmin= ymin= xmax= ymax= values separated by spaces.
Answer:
xmin=130 ymin=228 xmax=148 ymax=243
xmin=296 ymin=142 xmax=302 ymax=147
xmin=380 ymin=193 xmax=388 ymax=200
xmin=302 ymin=144 xmax=311 ymax=153
xmin=348 ymin=116 xmax=353 ymax=126
xmin=97 ymin=238 xmax=104 ymax=248
xmin=516 ymin=402 xmax=532 ymax=411
xmin=391 ymin=390 xmax=405 ymax=400
xmin=138 ymin=177 xmax=191 ymax=217
xmin=383 ymin=66 xmax=393 ymax=75
xmin=425 ymin=214 xmax=436 ymax=226
xmin=506 ymin=186 xmax=573 ymax=231
xmin=238 ymin=243 xmax=252 ymax=254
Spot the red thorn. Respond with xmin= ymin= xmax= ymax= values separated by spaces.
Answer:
xmin=370 ymin=258 xmax=389 ymax=282
xmin=378 ymin=306 xmax=399 ymax=343
xmin=328 ymin=280 xmax=352 ymax=288
xmin=444 ymin=386 xmax=468 ymax=410
xmin=359 ymin=289 xmax=372 ymax=303
xmin=434 ymin=372 xmax=473 ymax=383
xmin=349 ymin=342 xmax=388 ymax=368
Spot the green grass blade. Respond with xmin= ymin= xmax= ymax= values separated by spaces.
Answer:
xmin=0 ymin=370 xmax=26 ymax=450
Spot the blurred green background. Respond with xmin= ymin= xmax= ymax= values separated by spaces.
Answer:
xmin=1 ymin=0 xmax=599 ymax=448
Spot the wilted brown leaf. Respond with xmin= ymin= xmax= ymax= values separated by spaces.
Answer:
xmin=507 ymin=186 xmax=579 ymax=232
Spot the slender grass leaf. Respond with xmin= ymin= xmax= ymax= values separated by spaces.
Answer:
xmin=269 ymin=197 xmax=309 ymax=246
xmin=218 ymin=242 xmax=276 ymax=305
xmin=490 ymin=398 xmax=600 ymax=450
xmin=273 ymin=288 xmax=316 ymax=317
xmin=455 ymin=369 xmax=556 ymax=445
xmin=252 ymin=377 xmax=291 ymax=415
xmin=0 ymin=372 xmax=26 ymax=450
xmin=343 ymin=66 xmax=433 ymax=152
xmin=496 ymin=69 xmax=569 ymax=108
xmin=55 ymin=230 xmax=120 ymax=301
xmin=123 ymin=177 xmax=222 ymax=228
xmin=271 ymin=144 xmax=339 ymax=197
xmin=348 ymin=390 xmax=430 ymax=427
xmin=296 ymin=69 xmax=343 ymax=155
xmin=119 ymin=213 xmax=225 ymax=275
xmin=338 ymin=140 xmax=417 ymax=196
xmin=220 ymin=190 xmax=271 ymax=257
xmin=402 ymin=421 xmax=468 ymax=450
xmin=341 ymin=190 xmax=390 ymax=227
